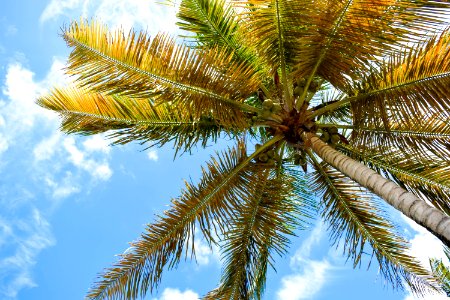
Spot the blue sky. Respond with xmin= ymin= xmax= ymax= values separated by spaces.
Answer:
xmin=0 ymin=1 xmax=448 ymax=300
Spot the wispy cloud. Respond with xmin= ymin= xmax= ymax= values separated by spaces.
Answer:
xmin=0 ymin=59 xmax=113 ymax=200
xmin=0 ymin=209 xmax=55 ymax=299
xmin=277 ymin=260 xmax=331 ymax=300
xmin=63 ymin=137 xmax=113 ymax=181
xmin=83 ymin=135 xmax=111 ymax=154
xmin=40 ymin=0 xmax=178 ymax=34
xmin=277 ymin=222 xmax=332 ymax=300
xmin=40 ymin=0 xmax=82 ymax=24
xmin=402 ymin=216 xmax=449 ymax=300
xmin=147 ymin=150 xmax=159 ymax=162
xmin=0 ymin=57 xmax=113 ymax=298
xmin=152 ymin=288 xmax=199 ymax=300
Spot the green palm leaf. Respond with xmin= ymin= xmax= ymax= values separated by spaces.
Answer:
xmin=348 ymin=115 xmax=450 ymax=161
xmin=175 ymin=0 xmax=271 ymax=92
xmin=309 ymin=154 xmax=436 ymax=294
xmin=38 ymin=87 xmax=231 ymax=154
xmin=206 ymin=167 xmax=313 ymax=299
xmin=430 ymin=247 xmax=450 ymax=296
xmin=87 ymin=137 xmax=282 ymax=299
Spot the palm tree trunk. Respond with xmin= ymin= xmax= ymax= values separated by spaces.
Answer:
xmin=305 ymin=133 xmax=450 ymax=247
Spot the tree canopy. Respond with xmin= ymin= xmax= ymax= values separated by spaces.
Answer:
xmin=39 ymin=0 xmax=450 ymax=299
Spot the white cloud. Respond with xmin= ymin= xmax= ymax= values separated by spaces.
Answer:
xmin=1 ymin=64 xmax=47 ymax=132
xmin=402 ymin=216 xmax=449 ymax=300
xmin=0 ymin=57 xmax=67 ymax=145
xmin=290 ymin=222 xmax=325 ymax=269
xmin=34 ymin=133 xmax=112 ymax=199
xmin=45 ymin=174 xmax=80 ymax=200
xmin=194 ymin=238 xmax=212 ymax=265
xmin=93 ymin=0 xmax=178 ymax=32
xmin=193 ymin=235 xmax=220 ymax=266
xmin=0 ymin=60 xmax=113 ymax=202
xmin=40 ymin=0 xmax=82 ymax=24
xmin=404 ymin=216 xmax=448 ymax=269
xmin=0 ymin=58 xmax=112 ymax=298
xmin=33 ymin=131 xmax=62 ymax=162
xmin=154 ymin=288 xmax=199 ymax=300
xmin=40 ymin=0 xmax=178 ymax=34
xmin=277 ymin=260 xmax=331 ymax=300
xmin=147 ymin=149 xmax=159 ymax=162
xmin=40 ymin=57 xmax=68 ymax=88
xmin=83 ymin=135 xmax=111 ymax=154
xmin=63 ymin=137 xmax=113 ymax=181
xmin=0 ymin=209 xmax=55 ymax=299
xmin=277 ymin=222 xmax=332 ymax=300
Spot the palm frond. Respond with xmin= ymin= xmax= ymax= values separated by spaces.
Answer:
xmin=233 ymin=0 xmax=304 ymax=105
xmin=176 ymin=0 xmax=264 ymax=65
xmin=351 ymin=29 xmax=450 ymax=130
xmin=87 ymin=137 xmax=283 ymax=299
xmin=313 ymin=89 xmax=352 ymax=125
xmin=430 ymin=247 xmax=450 ymax=296
xmin=338 ymin=144 xmax=450 ymax=216
xmin=292 ymin=0 xmax=450 ymax=90
xmin=309 ymin=153 xmax=436 ymax=295
xmin=234 ymin=0 xmax=296 ymax=70
xmin=87 ymin=142 xmax=246 ymax=299
xmin=206 ymin=168 xmax=313 ymax=299
xmin=348 ymin=113 xmax=450 ymax=161
xmin=63 ymin=20 xmax=262 ymax=125
xmin=176 ymin=0 xmax=240 ymax=48
xmin=38 ymin=87 xmax=230 ymax=154
xmin=175 ymin=0 xmax=272 ymax=95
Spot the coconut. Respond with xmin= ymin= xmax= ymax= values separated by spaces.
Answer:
xmin=329 ymin=126 xmax=338 ymax=134
xmin=331 ymin=134 xmax=340 ymax=144
xmin=262 ymin=99 xmax=274 ymax=109
xmin=271 ymin=103 xmax=282 ymax=113
xmin=309 ymin=80 xmax=319 ymax=92
xmin=320 ymin=132 xmax=330 ymax=142
xmin=294 ymin=86 xmax=303 ymax=97
xmin=296 ymin=78 xmax=306 ymax=87
xmin=258 ymin=153 xmax=269 ymax=163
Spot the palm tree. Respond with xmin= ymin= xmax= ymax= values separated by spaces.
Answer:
xmin=38 ymin=0 xmax=450 ymax=299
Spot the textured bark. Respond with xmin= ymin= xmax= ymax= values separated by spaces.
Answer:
xmin=306 ymin=133 xmax=450 ymax=247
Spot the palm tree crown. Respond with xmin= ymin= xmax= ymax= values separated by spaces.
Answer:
xmin=38 ymin=0 xmax=450 ymax=299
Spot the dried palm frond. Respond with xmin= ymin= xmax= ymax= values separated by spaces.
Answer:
xmin=351 ymin=30 xmax=450 ymax=131
xmin=62 ymin=20 xmax=262 ymax=125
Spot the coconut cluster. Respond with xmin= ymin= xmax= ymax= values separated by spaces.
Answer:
xmin=252 ymin=99 xmax=283 ymax=121
xmin=254 ymin=144 xmax=280 ymax=166
xmin=294 ymin=78 xmax=320 ymax=99
xmin=319 ymin=126 xmax=343 ymax=147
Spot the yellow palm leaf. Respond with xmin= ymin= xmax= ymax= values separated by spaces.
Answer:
xmin=38 ymin=86 xmax=235 ymax=154
xmin=63 ymin=20 xmax=262 ymax=124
